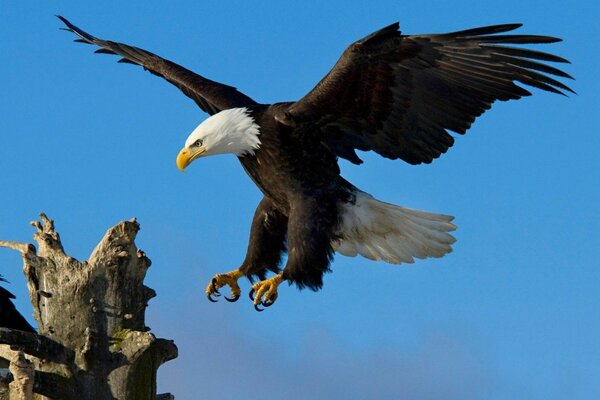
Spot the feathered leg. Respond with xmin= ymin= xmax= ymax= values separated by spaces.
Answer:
xmin=250 ymin=195 xmax=339 ymax=310
xmin=206 ymin=197 xmax=287 ymax=302
xmin=282 ymin=196 xmax=339 ymax=289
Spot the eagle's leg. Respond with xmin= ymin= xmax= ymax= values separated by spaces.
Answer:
xmin=248 ymin=196 xmax=339 ymax=311
xmin=249 ymin=273 xmax=283 ymax=312
xmin=205 ymin=197 xmax=287 ymax=304
xmin=238 ymin=197 xmax=287 ymax=276
xmin=280 ymin=195 xmax=338 ymax=290
xmin=205 ymin=269 xmax=244 ymax=302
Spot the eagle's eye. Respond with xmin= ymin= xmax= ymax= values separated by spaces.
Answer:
xmin=192 ymin=139 xmax=203 ymax=147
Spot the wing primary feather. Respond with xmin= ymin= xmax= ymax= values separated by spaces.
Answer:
xmin=485 ymin=45 xmax=571 ymax=63
xmin=514 ymin=76 xmax=567 ymax=95
xmin=512 ymin=67 xmax=575 ymax=94
xmin=474 ymin=35 xmax=562 ymax=44
xmin=493 ymin=54 xmax=574 ymax=79
xmin=57 ymin=15 xmax=96 ymax=42
xmin=94 ymin=48 xmax=117 ymax=55
xmin=437 ymin=58 xmax=514 ymax=81
xmin=445 ymin=23 xmax=523 ymax=37
xmin=117 ymin=58 xmax=139 ymax=65
xmin=434 ymin=64 xmax=523 ymax=99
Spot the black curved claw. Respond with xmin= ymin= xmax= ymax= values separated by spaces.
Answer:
xmin=249 ymin=288 xmax=256 ymax=301
xmin=207 ymin=293 xmax=219 ymax=303
xmin=210 ymin=279 xmax=222 ymax=298
xmin=224 ymin=293 xmax=240 ymax=303
xmin=254 ymin=303 xmax=264 ymax=312
xmin=262 ymin=299 xmax=274 ymax=308
xmin=264 ymin=293 xmax=278 ymax=307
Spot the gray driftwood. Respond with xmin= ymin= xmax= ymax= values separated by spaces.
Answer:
xmin=0 ymin=214 xmax=177 ymax=400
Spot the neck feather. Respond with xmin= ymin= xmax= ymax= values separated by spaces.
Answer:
xmin=222 ymin=108 xmax=261 ymax=156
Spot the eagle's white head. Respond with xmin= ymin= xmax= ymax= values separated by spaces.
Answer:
xmin=176 ymin=107 xmax=261 ymax=171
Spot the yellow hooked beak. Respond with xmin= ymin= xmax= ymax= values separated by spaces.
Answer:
xmin=176 ymin=146 xmax=206 ymax=171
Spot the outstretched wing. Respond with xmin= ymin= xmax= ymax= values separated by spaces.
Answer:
xmin=58 ymin=16 xmax=257 ymax=115
xmin=275 ymin=23 xmax=573 ymax=165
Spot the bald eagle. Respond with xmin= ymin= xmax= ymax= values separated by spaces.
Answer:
xmin=59 ymin=17 xmax=572 ymax=311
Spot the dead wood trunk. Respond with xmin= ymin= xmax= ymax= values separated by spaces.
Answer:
xmin=0 ymin=214 xmax=177 ymax=400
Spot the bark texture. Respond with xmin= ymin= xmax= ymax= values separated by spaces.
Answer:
xmin=0 ymin=214 xmax=177 ymax=400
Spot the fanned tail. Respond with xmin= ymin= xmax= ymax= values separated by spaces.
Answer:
xmin=334 ymin=192 xmax=456 ymax=264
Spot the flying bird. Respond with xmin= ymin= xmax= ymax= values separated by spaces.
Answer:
xmin=0 ymin=275 xmax=35 ymax=332
xmin=58 ymin=17 xmax=572 ymax=311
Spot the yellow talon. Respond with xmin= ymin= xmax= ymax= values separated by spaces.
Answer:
xmin=250 ymin=273 xmax=284 ymax=311
xmin=206 ymin=269 xmax=244 ymax=303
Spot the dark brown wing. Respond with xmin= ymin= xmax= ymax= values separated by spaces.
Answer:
xmin=275 ymin=23 xmax=573 ymax=165
xmin=58 ymin=16 xmax=257 ymax=115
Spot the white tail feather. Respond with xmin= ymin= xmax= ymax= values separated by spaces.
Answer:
xmin=333 ymin=191 xmax=456 ymax=264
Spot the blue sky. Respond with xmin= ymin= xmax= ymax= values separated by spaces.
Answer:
xmin=1 ymin=1 xmax=598 ymax=399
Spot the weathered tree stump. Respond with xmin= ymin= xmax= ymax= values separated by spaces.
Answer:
xmin=0 ymin=214 xmax=177 ymax=399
